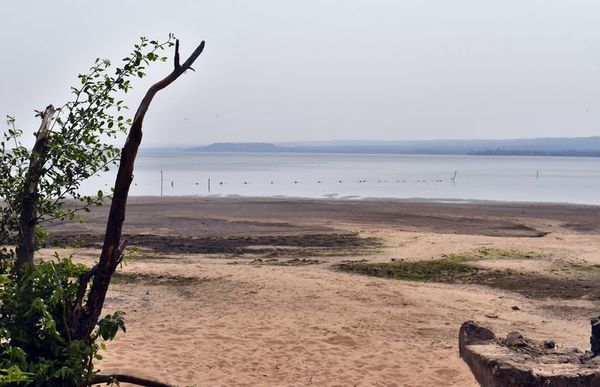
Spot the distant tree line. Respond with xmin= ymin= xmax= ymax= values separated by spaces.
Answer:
xmin=469 ymin=149 xmax=600 ymax=157
xmin=189 ymin=142 xmax=600 ymax=157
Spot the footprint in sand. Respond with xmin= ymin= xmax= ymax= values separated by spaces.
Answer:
xmin=322 ymin=334 xmax=358 ymax=347
xmin=434 ymin=367 xmax=461 ymax=378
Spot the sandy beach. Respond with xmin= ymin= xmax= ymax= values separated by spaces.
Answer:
xmin=42 ymin=197 xmax=600 ymax=386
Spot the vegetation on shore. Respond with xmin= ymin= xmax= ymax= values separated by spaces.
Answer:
xmin=335 ymin=247 xmax=535 ymax=282
xmin=334 ymin=248 xmax=600 ymax=300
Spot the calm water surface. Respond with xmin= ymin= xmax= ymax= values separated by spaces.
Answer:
xmin=81 ymin=151 xmax=600 ymax=204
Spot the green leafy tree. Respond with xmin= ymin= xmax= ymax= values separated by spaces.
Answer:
xmin=0 ymin=35 xmax=205 ymax=386
xmin=0 ymin=36 xmax=174 ymax=267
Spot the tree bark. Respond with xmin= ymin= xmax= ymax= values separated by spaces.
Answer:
xmin=15 ymin=105 xmax=55 ymax=268
xmin=69 ymin=40 xmax=205 ymax=340
xmin=89 ymin=373 xmax=174 ymax=387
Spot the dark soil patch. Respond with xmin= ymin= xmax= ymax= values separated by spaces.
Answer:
xmin=479 ymin=271 xmax=600 ymax=300
xmin=337 ymin=259 xmax=478 ymax=282
xmin=111 ymin=271 xmax=202 ymax=286
xmin=563 ymin=222 xmax=600 ymax=233
xmin=442 ymin=247 xmax=539 ymax=261
xmin=48 ymin=232 xmax=382 ymax=257
xmin=249 ymin=258 xmax=321 ymax=266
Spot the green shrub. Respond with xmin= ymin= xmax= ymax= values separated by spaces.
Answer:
xmin=0 ymin=257 xmax=125 ymax=386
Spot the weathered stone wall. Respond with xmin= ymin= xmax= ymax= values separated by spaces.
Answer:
xmin=459 ymin=321 xmax=600 ymax=387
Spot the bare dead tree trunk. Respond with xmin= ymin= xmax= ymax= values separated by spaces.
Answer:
xmin=15 ymin=105 xmax=55 ymax=268
xmin=69 ymin=39 xmax=205 ymax=340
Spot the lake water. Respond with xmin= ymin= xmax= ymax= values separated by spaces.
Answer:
xmin=81 ymin=151 xmax=600 ymax=205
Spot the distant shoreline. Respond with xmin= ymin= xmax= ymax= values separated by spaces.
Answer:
xmin=185 ymin=150 xmax=600 ymax=157
xmin=469 ymin=150 xmax=600 ymax=157
xmin=124 ymin=194 xmax=600 ymax=208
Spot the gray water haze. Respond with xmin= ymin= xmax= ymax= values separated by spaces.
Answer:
xmin=81 ymin=152 xmax=600 ymax=205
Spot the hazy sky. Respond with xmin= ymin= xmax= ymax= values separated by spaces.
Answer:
xmin=1 ymin=1 xmax=599 ymax=146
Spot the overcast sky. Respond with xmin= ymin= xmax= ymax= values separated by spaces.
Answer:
xmin=1 ymin=1 xmax=599 ymax=146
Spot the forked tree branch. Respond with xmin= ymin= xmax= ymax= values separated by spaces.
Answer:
xmin=69 ymin=39 xmax=205 ymax=341
xmin=73 ymin=264 xmax=97 ymax=311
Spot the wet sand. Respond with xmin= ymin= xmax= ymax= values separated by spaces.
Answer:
xmin=43 ymin=197 xmax=600 ymax=386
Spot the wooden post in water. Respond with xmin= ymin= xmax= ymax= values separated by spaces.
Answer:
xmin=160 ymin=170 xmax=163 ymax=197
xmin=451 ymin=170 xmax=458 ymax=183
xmin=208 ymin=178 xmax=211 ymax=193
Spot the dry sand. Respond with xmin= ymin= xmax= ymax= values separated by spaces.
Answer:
xmin=42 ymin=197 xmax=600 ymax=386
